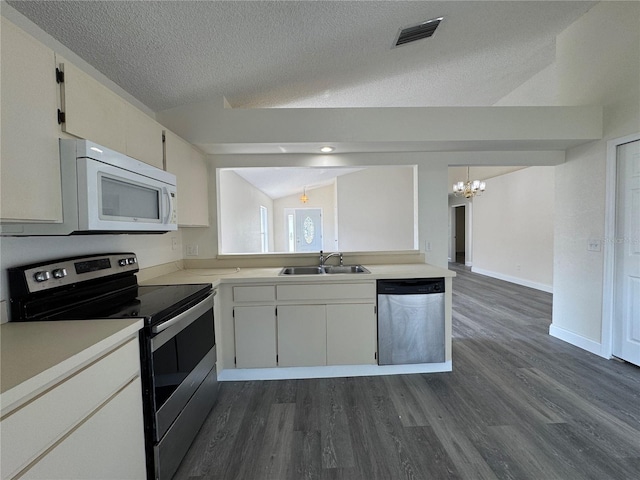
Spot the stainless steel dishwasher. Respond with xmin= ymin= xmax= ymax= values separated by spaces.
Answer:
xmin=377 ymin=278 xmax=445 ymax=364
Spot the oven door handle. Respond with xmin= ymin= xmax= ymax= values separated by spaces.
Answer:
xmin=152 ymin=292 xmax=214 ymax=335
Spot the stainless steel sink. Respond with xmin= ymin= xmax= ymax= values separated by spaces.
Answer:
xmin=279 ymin=265 xmax=370 ymax=275
xmin=323 ymin=265 xmax=371 ymax=274
xmin=279 ymin=266 xmax=325 ymax=275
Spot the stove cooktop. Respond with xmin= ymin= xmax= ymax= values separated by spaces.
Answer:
xmin=41 ymin=283 xmax=212 ymax=326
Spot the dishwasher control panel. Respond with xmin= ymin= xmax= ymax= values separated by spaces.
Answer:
xmin=377 ymin=278 xmax=444 ymax=295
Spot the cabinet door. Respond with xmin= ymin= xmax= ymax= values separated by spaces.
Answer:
xmin=1 ymin=18 xmax=62 ymax=222
xmin=164 ymin=131 xmax=210 ymax=226
xmin=59 ymin=56 xmax=127 ymax=153
xmin=327 ymin=304 xmax=377 ymax=365
xmin=124 ymin=105 xmax=164 ymax=168
xmin=234 ymin=306 xmax=277 ymax=368
xmin=21 ymin=378 xmax=146 ymax=480
xmin=277 ymin=305 xmax=326 ymax=367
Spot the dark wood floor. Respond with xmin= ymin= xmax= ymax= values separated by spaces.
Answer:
xmin=174 ymin=265 xmax=640 ymax=480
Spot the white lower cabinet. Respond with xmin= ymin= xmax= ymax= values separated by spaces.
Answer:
xmin=229 ymin=281 xmax=377 ymax=370
xmin=326 ymin=304 xmax=377 ymax=365
xmin=0 ymin=337 xmax=145 ymax=480
xmin=234 ymin=306 xmax=277 ymax=368
xmin=277 ymin=305 xmax=327 ymax=367
xmin=21 ymin=378 xmax=146 ymax=480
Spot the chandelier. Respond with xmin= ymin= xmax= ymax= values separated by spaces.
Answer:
xmin=453 ymin=167 xmax=486 ymax=198
xmin=300 ymin=186 xmax=309 ymax=203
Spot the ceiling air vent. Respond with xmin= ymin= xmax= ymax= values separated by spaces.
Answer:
xmin=393 ymin=17 xmax=443 ymax=47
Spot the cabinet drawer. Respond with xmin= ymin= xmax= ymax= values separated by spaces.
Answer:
xmin=277 ymin=283 xmax=375 ymax=301
xmin=0 ymin=338 xmax=140 ymax=479
xmin=233 ymin=285 xmax=275 ymax=303
xmin=20 ymin=378 xmax=146 ymax=480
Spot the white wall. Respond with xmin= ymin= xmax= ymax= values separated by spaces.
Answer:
xmin=336 ymin=166 xmax=415 ymax=251
xmin=218 ymin=170 xmax=274 ymax=253
xmin=493 ymin=2 xmax=640 ymax=354
xmin=471 ymin=167 xmax=555 ymax=292
xmin=0 ymin=232 xmax=182 ymax=303
xmin=552 ymin=1 xmax=639 ymax=353
xmin=273 ymin=183 xmax=336 ymax=252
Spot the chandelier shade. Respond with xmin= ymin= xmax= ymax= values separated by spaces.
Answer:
xmin=453 ymin=167 xmax=486 ymax=198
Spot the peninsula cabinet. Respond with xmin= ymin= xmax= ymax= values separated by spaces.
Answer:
xmin=326 ymin=303 xmax=377 ymax=365
xmin=277 ymin=305 xmax=327 ymax=367
xmin=164 ymin=130 xmax=210 ymax=227
xmin=234 ymin=306 xmax=277 ymax=368
xmin=228 ymin=281 xmax=377 ymax=369
xmin=57 ymin=56 xmax=164 ymax=169
xmin=1 ymin=17 xmax=62 ymax=223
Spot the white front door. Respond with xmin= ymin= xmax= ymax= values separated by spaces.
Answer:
xmin=612 ymin=139 xmax=640 ymax=366
xmin=294 ymin=208 xmax=323 ymax=252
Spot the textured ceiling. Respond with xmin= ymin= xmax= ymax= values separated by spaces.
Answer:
xmin=7 ymin=1 xmax=596 ymax=112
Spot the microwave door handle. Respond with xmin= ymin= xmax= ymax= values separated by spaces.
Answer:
xmin=163 ymin=187 xmax=174 ymax=224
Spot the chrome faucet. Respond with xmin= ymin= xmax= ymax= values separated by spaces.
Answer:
xmin=319 ymin=250 xmax=343 ymax=266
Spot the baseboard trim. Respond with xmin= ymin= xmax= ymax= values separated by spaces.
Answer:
xmin=549 ymin=324 xmax=607 ymax=358
xmin=471 ymin=267 xmax=552 ymax=293
xmin=218 ymin=361 xmax=453 ymax=381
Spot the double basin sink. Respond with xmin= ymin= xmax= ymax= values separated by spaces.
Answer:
xmin=280 ymin=265 xmax=370 ymax=275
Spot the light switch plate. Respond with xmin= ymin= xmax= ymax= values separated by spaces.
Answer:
xmin=587 ymin=238 xmax=602 ymax=252
xmin=186 ymin=244 xmax=199 ymax=256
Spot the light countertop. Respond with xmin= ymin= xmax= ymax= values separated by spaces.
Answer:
xmin=1 ymin=319 xmax=143 ymax=415
xmin=141 ymin=263 xmax=455 ymax=287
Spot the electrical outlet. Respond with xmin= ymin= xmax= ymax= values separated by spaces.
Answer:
xmin=516 ymin=264 xmax=521 ymax=272
xmin=425 ymin=241 xmax=432 ymax=252
xmin=171 ymin=237 xmax=178 ymax=250
xmin=186 ymin=244 xmax=199 ymax=256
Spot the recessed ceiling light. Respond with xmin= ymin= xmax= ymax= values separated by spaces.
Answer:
xmin=320 ymin=146 xmax=335 ymax=153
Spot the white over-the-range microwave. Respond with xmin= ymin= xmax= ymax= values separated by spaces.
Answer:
xmin=1 ymin=139 xmax=178 ymax=236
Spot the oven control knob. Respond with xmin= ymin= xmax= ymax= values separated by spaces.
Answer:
xmin=119 ymin=259 xmax=128 ymax=267
xmin=128 ymin=257 xmax=137 ymax=265
xmin=34 ymin=271 xmax=51 ymax=282
xmin=52 ymin=268 xmax=67 ymax=279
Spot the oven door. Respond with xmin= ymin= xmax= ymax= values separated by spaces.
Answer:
xmin=150 ymin=292 xmax=215 ymax=442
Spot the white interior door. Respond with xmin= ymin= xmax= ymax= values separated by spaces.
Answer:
xmin=612 ymin=139 xmax=640 ymax=366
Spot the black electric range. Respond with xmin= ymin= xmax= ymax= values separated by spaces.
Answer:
xmin=8 ymin=253 xmax=218 ymax=480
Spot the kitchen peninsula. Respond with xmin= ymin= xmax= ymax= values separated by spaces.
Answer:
xmin=142 ymin=262 xmax=455 ymax=381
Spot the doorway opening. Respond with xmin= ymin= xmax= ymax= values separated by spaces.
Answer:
xmin=454 ymin=205 xmax=466 ymax=264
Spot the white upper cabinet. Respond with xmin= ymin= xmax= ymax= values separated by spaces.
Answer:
xmin=124 ymin=106 xmax=164 ymax=169
xmin=58 ymin=56 xmax=127 ymax=153
xmin=1 ymin=17 xmax=62 ymax=223
xmin=164 ymin=130 xmax=210 ymax=227
xmin=58 ymin=57 xmax=163 ymax=168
